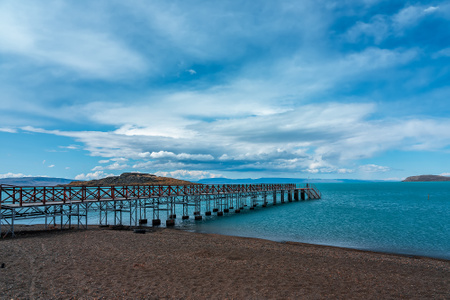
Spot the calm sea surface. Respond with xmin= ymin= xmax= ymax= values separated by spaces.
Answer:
xmin=180 ymin=182 xmax=450 ymax=260
xmin=12 ymin=182 xmax=450 ymax=259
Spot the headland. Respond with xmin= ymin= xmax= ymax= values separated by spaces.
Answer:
xmin=403 ymin=175 xmax=450 ymax=182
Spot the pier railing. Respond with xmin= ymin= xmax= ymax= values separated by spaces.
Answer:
xmin=305 ymin=183 xmax=321 ymax=199
xmin=0 ymin=183 xmax=311 ymax=208
xmin=1 ymin=183 xmax=322 ymax=237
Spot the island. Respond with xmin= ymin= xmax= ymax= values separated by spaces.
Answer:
xmin=403 ymin=175 xmax=450 ymax=182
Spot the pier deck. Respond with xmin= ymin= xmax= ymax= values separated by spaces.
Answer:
xmin=1 ymin=183 xmax=321 ymax=237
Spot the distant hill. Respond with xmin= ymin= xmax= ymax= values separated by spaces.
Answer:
xmin=0 ymin=177 xmax=75 ymax=187
xmin=65 ymin=172 xmax=197 ymax=186
xmin=197 ymin=177 xmax=382 ymax=184
xmin=403 ymin=175 xmax=450 ymax=182
xmin=197 ymin=178 xmax=304 ymax=184
xmin=0 ymin=174 xmax=398 ymax=187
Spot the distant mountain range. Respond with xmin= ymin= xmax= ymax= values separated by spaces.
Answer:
xmin=4 ymin=174 xmax=448 ymax=186
xmin=1 ymin=174 xmax=397 ymax=187
xmin=0 ymin=173 xmax=198 ymax=187
xmin=197 ymin=177 xmax=387 ymax=184
xmin=0 ymin=177 xmax=75 ymax=186
xmin=402 ymin=175 xmax=450 ymax=182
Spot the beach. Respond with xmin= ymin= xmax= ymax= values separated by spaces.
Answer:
xmin=1 ymin=226 xmax=449 ymax=299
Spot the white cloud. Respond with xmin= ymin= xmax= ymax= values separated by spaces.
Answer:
xmin=111 ymin=157 xmax=128 ymax=162
xmin=346 ymin=15 xmax=390 ymax=44
xmin=359 ymin=164 xmax=391 ymax=173
xmin=75 ymin=171 xmax=115 ymax=181
xmin=384 ymin=177 xmax=402 ymax=181
xmin=20 ymin=99 xmax=450 ymax=176
xmin=0 ymin=2 xmax=147 ymax=80
xmin=303 ymin=161 xmax=354 ymax=175
xmin=3 ymin=2 xmax=449 ymax=180
xmin=424 ymin=6 xmax=439 ymax=14
xmin=92 ymin=162 xmax=129 ymax=171
xmin=341 ymin=48 xmax=418 ymax=72
xmin=132 ymin=161 xmax=199 ymax=171
xmin=141 ymin=151 xmax=214 ymax=161
xmin=337 ymin=168 xmax=355 ymax=174
xmin=0 ymin=172 xmax=33 ymax=179
xmin=392 ymin=5 xmax=440 ymax=32
xmin=432 ymin=47 xmax=450 ymax=59
xmin=155 ymin=170 xmax=224 ymax=180
xmin=346 ymin=4 xmax=441 ymax=43
xmin=48 ymin=165 xmax=55 ymax=168
xmin=0 ymin=127 xmax=17 ymax=133
xmin=59 ymin=145 xmax=79 ymax=150
xmin=393 ymin=6 xmax=425 ymax=29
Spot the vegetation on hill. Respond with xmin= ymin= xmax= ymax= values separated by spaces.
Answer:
xmin=402 ymin=175 xmax=450 ymax=182
xmin=65 ymin=172 xmax=197 ymax=186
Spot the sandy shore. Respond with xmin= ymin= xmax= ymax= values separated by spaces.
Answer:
xmin=1 ymin=225 xmax=449 ymax=299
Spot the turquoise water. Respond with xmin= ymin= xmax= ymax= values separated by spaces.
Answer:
xmin=180 ymin=182 xmax=450 ymax=260
xmin=8 ymin=182 xmax=449 ymax=259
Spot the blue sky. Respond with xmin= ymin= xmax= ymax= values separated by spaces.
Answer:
xmin=1 ymin=0 xmax=450 ymax=181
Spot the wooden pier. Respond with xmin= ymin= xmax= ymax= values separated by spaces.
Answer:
xmin=0 ymin=183 xmax=321 ymax=237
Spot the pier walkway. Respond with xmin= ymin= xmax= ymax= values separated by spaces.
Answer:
xmin=0 ymin=183 xmax=321 ymax=237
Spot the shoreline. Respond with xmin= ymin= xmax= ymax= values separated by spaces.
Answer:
xmin=1 ymin=225 xmax=449 ymax=299
xmin=4 ymin=224 xmax=450 ymax=262
xmin=191 ymin=229 xmax=450 ymax=262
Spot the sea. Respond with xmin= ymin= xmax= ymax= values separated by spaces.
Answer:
xmin=179 ymin=182 xmax=450 ymax=260
xmin=9 ymin=182 xmax=450 ymax=260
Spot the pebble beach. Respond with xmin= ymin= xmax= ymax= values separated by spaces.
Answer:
xmin=1 ymin=225 xmax=449 ymax=299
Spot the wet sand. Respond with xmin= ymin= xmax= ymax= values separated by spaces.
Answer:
xmin=1 ymin=225 xmax=449 ymax=299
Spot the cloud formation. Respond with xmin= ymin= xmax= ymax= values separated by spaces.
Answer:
xmin=1 ymin=1 xmax=450 ymax=180
xmin=346 ymin=4 xmax=442 ymax=43
xmin=21 ymin=99 xmax=450 ymax=179
xmin=0 ymin=127 xmax=16 ymax=133
xmin=0 ymin=173 xmax=33 ymax=179
xmin=75 ymin=171 xmax=115 ymax=181
xmin=0 ymin=2 xmax=146 ymax=80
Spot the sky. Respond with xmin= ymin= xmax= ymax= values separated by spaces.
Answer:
xmin=1 ymin=0 xmax=450 ymax=181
